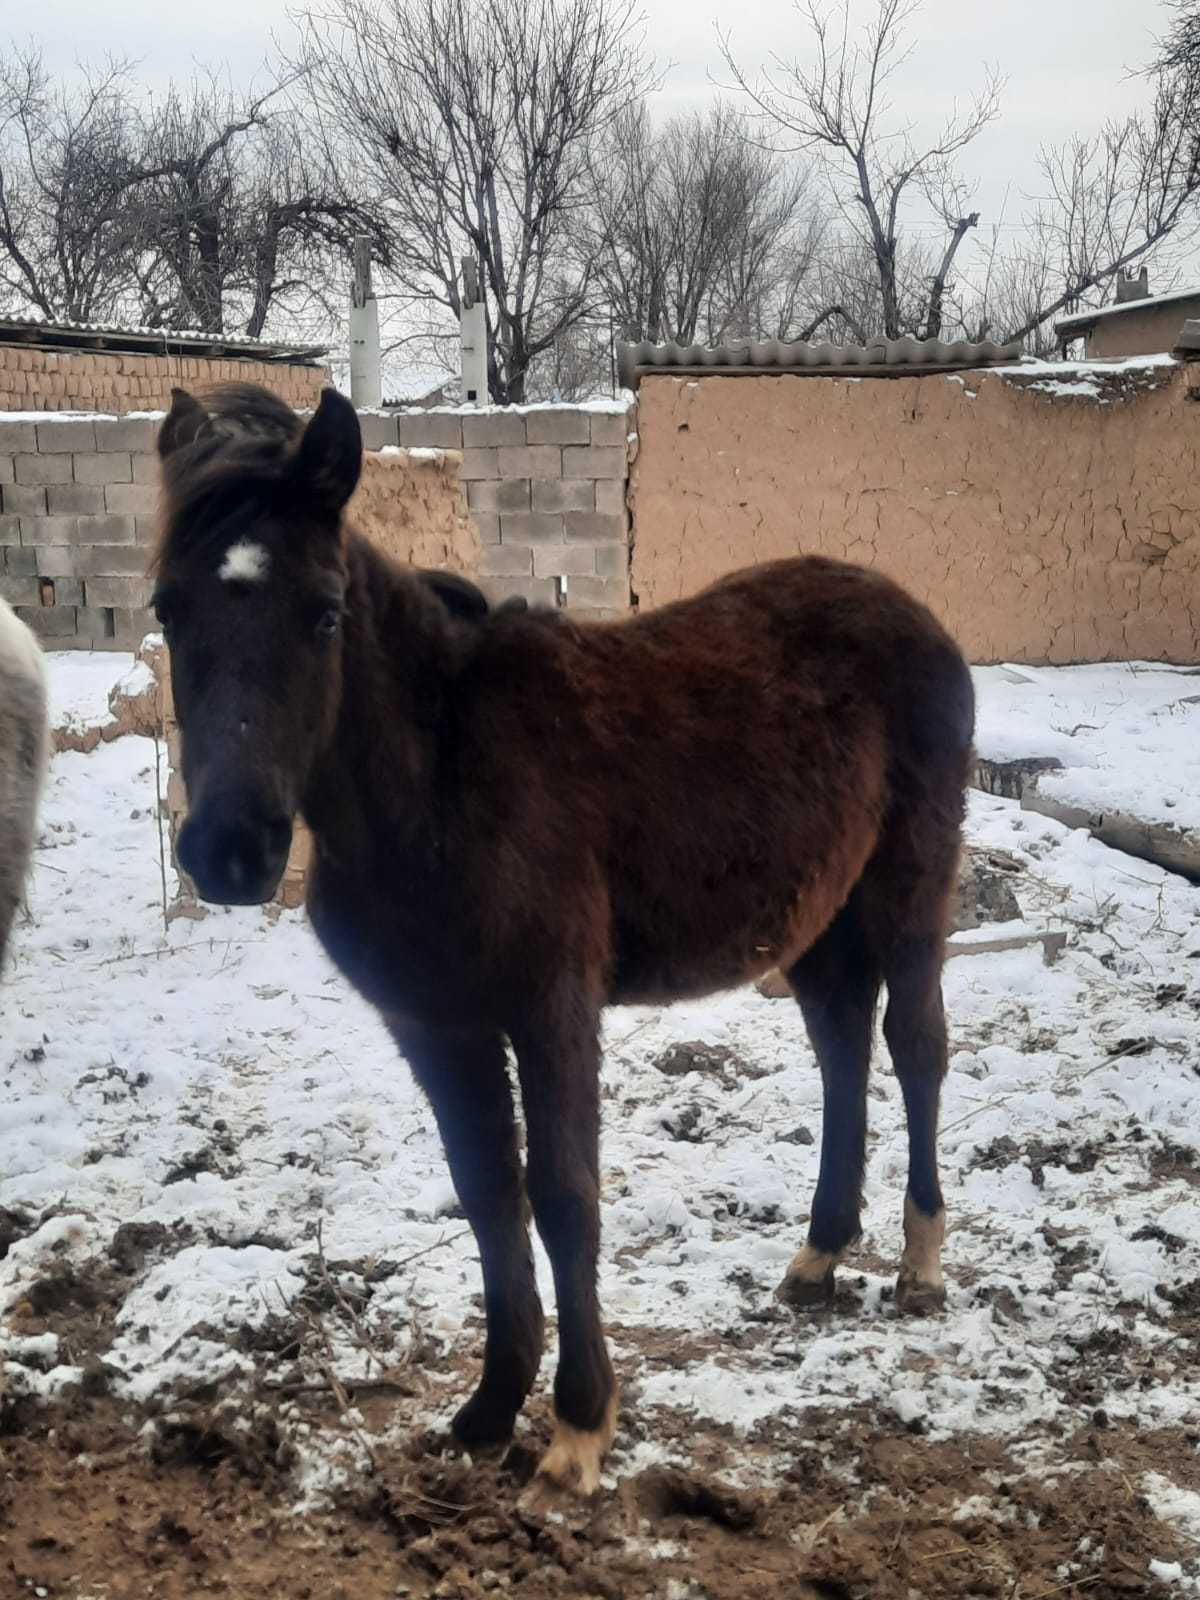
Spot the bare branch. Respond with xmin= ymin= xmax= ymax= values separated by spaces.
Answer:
xmin=720 ymin=0 xmax=1000 ymax=339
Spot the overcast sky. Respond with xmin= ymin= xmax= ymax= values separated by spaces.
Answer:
xmin=20 ymin=0 xmax=1171 ymax=268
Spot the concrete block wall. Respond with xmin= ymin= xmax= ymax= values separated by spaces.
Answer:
xmin=2 ymin=400 xmax=638 ymax=649
xmin=358 ymin=404 xmax=635 ymax=619
xmin=0 ymin=414 xmax=157 ymax=648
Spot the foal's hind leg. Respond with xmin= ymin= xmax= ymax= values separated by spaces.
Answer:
xmin=861 ymin=835 xmax=959 ymax=1315
xmin=778 ymin=895 xmax=882 ymax=1309
xmin=510 ymin=987 xmax=616 ymax=1496
xmin=879 ymin=938 xmax=952 ymax=1313
xmin=390 ymin=1018 xmax=544 ymax=1447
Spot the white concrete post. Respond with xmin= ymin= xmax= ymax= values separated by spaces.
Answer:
xmin=460 ymin=255 xmax=488 ymax=406
xmin=349 ymin=236 xmax=382 ymax=410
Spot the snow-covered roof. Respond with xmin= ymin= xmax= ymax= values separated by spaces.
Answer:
xmin=1054 ymin=285 xmax=1200 ymax=337
xmin=0 ymin=311 xmax=328 ymax=364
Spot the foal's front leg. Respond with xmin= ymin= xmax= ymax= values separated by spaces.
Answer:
xmin=389 ymin=1017 xmax=544 ymax=1448
xmin=511 ymin=989 xmax=617 ymax=1496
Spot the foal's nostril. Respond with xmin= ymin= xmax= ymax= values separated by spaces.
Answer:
xmin=223 ymin=846 xmax=253 ymax=893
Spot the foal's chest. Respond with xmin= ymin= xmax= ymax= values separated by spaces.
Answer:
xmin=306 ymin=859 xmax=491 ymax=1026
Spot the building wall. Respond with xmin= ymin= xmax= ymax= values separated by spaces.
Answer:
xmin=628 ymin=364 xmax=1200 ymax=665
xmin=1087 ymin=300 xmax=1200 ymax=359
xmin=0 ymin=344 xmax=326 ymax=414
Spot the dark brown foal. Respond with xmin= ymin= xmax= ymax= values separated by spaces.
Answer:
xmin=153 ymin=383 xmax=973 ymax=1493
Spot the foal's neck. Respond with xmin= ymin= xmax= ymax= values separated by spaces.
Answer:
xmin=303 ymin=531 xmax=459 ymax=848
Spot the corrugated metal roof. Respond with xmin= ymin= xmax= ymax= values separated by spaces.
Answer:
xmin=0 ymin=312 xmax=328 ymax=364
xmin=1055 ymin=286 xmax=1200 ymax=337
xmin=617 ymin=334 xmax=1022 ymax=389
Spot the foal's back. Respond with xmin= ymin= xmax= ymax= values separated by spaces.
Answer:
xmin=453 ymin=555 xmax=973 ymax=1005
xmin=0 ymin=599 xmax=48 ymax=970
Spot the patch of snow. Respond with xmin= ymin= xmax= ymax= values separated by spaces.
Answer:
xmin=378 ymin=445 xmax=447 ymax=464
xmin=974 ymin=661 xmax=1200 ymax=836
xmin=44 ymin=650 xmax=136 ymax=736
xmin=1150 ymin=1560 xmax=1185 ymax=1584
xmin=113 ymin=659 xmax=156 ymax=701
xmin=987 ymin=352 xmax=1179 ymax=378
xmin=1059 ymin=285 xmax=1200 ymax=324
xmin=1144 ymin=1474 xmax=1200 ymax=1543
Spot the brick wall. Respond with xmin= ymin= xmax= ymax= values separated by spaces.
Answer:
xmin=0 ymin=344 xmax=326 ymax=414
xmin=0 ymin=414 xmax=159 ymax=648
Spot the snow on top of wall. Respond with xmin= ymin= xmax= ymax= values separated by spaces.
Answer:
xmin=944 ymin=352 xmax=1180 ymax=402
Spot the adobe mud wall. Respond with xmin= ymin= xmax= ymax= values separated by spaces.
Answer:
xmin=629 ymin=363 xmax=1200 ymax=664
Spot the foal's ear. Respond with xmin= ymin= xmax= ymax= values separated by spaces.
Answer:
xmin=294 ymin=387 xmax=362 ymax=518
xmin=419 ymin=570 xmax=490 ymax=622
xmin=158 ymin=388 xmax=211 ymax=459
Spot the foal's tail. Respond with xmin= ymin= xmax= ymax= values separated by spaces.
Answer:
xmin=858 ymin=615 xmax=975 ymax=954
xmin=0 ymin=599 xmax=49 ymax=972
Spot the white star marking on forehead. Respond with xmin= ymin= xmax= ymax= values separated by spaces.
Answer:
xmin=219 ymin=540 xmax=270 ymax=584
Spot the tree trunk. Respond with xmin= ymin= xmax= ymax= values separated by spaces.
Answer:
xmin=924 ymin=213 xmax=979 ymax=341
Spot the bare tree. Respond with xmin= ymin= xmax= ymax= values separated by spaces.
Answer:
xmin=983 ymin=77 xmax=1200 ymax=349
xmin=0 ymin=45 xmax=143 ymax=322
xmin=588 ymin=99 xmax=825 ymax=348
xmin=0 ymin=46 xmax=377 ymax=338
xmin=295 ymin=0 xmax=652 ymax=402
xmin=956 ymin=9 xmax=1200 ymax=352
xmin=721 ymin=0 xmax=1001 ymax=341
xmin=1155 ymin=1 xmax=1200 ymax=82
xmin=132 ymin=76 xmax=382 ymax=337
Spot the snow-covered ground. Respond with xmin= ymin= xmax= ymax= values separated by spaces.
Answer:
xmin=2 ymin=654 xmax=1198 ymax=1590
xmin=975 ymin=661 xmax=1200 ymax=838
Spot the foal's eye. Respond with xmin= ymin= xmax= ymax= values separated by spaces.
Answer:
xmin=152 ymin=591 xmax=178 ymax=630
xmin=315 ymin=607 xmax=342 ymax=640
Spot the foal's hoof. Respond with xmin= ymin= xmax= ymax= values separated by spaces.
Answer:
xmin=776 ymin=1266 xmax=836 ymax=1310
xmin=451 ymin=1392 xmax=518 ymax=1453
xmin=894 ymin=1272 xmax=947 ymax=1317
xmin=523 ymin=1393 xmax=619 ymax=1503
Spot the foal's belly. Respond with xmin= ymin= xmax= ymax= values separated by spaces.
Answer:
xmin=606 ymin=860 xmax=854 ymax=1006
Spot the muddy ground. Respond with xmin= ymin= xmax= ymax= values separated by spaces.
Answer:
xmin=3 ymin=1226 xmax=1197 ymax=1600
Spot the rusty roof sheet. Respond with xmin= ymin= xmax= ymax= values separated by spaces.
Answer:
xmin=617 ymin=334 xmax=1022 ymax=389
xmin=0 ymin=312 xmax=328 ymax=364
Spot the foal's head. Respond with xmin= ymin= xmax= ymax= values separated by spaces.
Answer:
xmin=154 ymin=384 xmax=362 ymax=905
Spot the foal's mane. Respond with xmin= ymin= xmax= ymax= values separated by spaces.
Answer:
xmin=155 ymin=385 xmax=313 ymax=568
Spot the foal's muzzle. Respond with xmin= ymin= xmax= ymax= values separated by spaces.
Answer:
xmin=176 ymin=800 xmax=293 ymax=907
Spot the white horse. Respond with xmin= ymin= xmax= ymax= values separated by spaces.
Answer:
xmin=0 ymin=598 xmax=47 ymax=971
